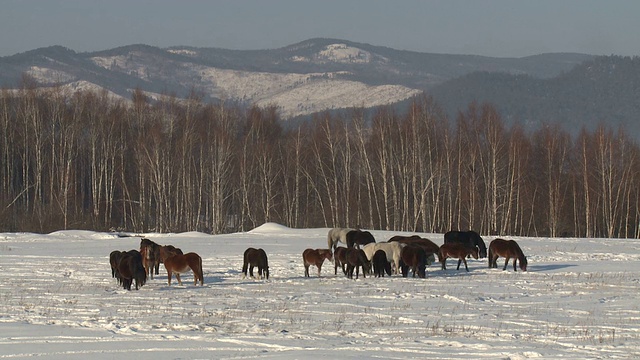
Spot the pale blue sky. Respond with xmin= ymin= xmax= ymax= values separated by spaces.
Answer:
xmin=2 ymin=0 xmax=638 ymax=58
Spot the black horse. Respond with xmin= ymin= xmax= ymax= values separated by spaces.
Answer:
xmin=116 ymin=250 xmax=147 ymax=290
xmin=444 ymin=230 xmax=487 ymax=258
xmin=372 ymin=249 xmax=391 ymax=277
xmin=346 ymin=230 xmax=376 ymax=248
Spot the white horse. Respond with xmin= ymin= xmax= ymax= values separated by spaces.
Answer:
xmin=327 ymin=227 xmax=353 ymax=250
xmin=362 ymin=242 xmax=405 ymax=275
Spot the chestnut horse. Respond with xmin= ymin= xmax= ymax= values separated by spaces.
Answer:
xmin=117 ymin=250 xmax=147 ymax=290
xmin=444 ymin=230 xmax=487 ymax=258
xmin=399 ymin=245 xmax=427 ymax=278
xmin=302 ymin=248 xmax=333 ymax=277
xmin=372 ymin=249 xmax=391 ymax=277
xmin=438 ymin=243 xmax=479 ymax=272
xmin=488 ymin=238 xmax=528 ymax=271
xmin=334 ymin=246 xmax=348 ymax=275
xmin=242 ymin=247 xmax=270 ymax=280
xmin=159 ymin=245 xmax=183 ymax=262
xmin=345 ymin=247 xmax=371 ymax=279
xmin=164 ymin=252 xmax=204 ymax=286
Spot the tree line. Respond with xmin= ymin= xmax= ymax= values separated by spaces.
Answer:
xmin=1 ymin=85 xmax=639 ymax=238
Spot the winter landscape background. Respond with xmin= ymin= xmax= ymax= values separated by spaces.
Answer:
xmin=1 ymin=223 xmax=639 ymax=359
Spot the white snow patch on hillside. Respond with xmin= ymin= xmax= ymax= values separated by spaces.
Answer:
xmin=317 ymin=44 xmax=371 ymax=64
xmin=26 ymin=66 xmax=76 ymax=84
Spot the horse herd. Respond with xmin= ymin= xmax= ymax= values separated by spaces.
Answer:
xmin=109 ymin=238 xmax=204 ymax=290
xmin=108 ymin=229 xmax=528 ymax=290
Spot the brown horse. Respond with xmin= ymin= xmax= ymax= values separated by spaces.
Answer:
xmin=399 ymin=245 xmax=427 ymax=278
xmin=444 ymin=230 xmax=488 ymax=258
xmin=302 ymin=248 xmax=333 ymax=277
xmin=372 ymin=249 xmax=391 ymax=277
xmin=388 ymin=235 xmax=439 ymax=263
xmin=345 ymin=247 xmax=371 ymax=279
xmin=488 ymin=238 xmax=528 ymax=271
xmin=334 ymin=246 xmax=348 ymax=275
xmin=242 ymin=247 xmax=270 ymax=280
xmin=140 ymin=238 xmax=161 ymax=279
xmin=164 ymin=252 xmax=204 ymax=286
xmin=159 ymin=245 xmax=183 ymax=262
xmin=117 ymin=250 xmax=147 ymax=290
xmin=438 ymin=243 xmax=479 ymax=272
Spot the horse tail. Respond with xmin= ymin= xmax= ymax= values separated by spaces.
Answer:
xmin=327 ymin=231 xmax=334 ymax=250
xmin=487 ymin=245 xmax=494 ymax=268
xmin=198 ymin=255 xmax=204 ymax=285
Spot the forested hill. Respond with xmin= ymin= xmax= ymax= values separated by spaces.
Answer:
xmin=430 ymin=56 xmax=640 ymax=138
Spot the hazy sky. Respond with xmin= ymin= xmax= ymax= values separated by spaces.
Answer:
xmin=2 ymin=0 xmax=639 ymax=58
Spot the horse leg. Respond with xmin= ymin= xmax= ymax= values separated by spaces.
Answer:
xmin=513 ymin=258 xmax=518 ymax=272
xmin=441 ymin=256 xmax=447 ymax=270
xmin=249 ymin=265 xmax=255 ymax=278
xmin=167 ymin=270 xmax=172 ymax=285
xmin=242 ymin=261 xmax=248 ymax=279
xmin=456 ymin=258 xmax=462 ymax=270
xmin=462 ymin=258 xmax=469 ymax=272
xmin=502 ymin=257 xmax=510 ymax=271
xmin=304 ymin=264 xmax=310 ymax=277
xmin=175 ymin=273 xmax=182 ymax=286
xmin=317 ymin=264 xmax=322 ymax=277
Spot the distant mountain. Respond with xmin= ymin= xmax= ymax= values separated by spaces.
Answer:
xmin=430 ymin=55 xmax=640 ymax=137
xmin=0 ymin=38 xmax=593 ymax=121
xmin=7 ymin=38 xmax=638 ymax=139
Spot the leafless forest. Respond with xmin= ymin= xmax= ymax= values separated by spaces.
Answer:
xmin=1 ymin=85 xmax=639 ymax=238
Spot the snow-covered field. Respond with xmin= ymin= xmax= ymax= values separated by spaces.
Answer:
xmin=1 ymin=223 xmax=639 ymax=359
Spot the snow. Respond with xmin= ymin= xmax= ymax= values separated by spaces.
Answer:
xmin=1 ymin=225 xmax=639 ymax=359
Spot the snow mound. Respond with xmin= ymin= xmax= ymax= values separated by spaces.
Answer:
xmin=248 ymin=222 xmax=291 ymax=234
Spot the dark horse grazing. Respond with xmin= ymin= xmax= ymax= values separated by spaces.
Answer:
xmin=302 ymin=248 xmax=333 ymax=277
xmin=399 ymin=245 xmax=427 ymax=278
xmin=372 ymin=249 xmax=391 ymax=277
xmin=345 ymin=247 xmax=371 ymax=279
xmin=438 ymin=243 xmax=479 ymax=272
xmin=140 ymin=238 xmax=161 ymax=279
xmin=488 ymin=238 xmax=528 ymax=271
xmin=164 ymin=252 xmax=204 ymax=286
xmin=346 ymin=230 xmax=376 ymax=248
xmin=117 ymin=250 xmax=147 ymax=290
xmin=242 ymin=247 xmax=270 ymax=280
xmin=388 ymin=235 xmax=439 ymax=264
xmin=334 ymin=246 xmax=348 ymax=275
xmin=444 ymin=230 xmax=487 ymax=258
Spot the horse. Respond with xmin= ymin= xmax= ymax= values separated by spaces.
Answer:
xmin=116 ymin=250 xmax=147 ymax=290
xmin=302 ymin=248 xmax=333 ymax=277
xmin=438 ymin=243 xmax=479 ymax=272
xmin=327 ymin=227 xmax=353 ymax=251
xmin=159 ymin=245 xmax=183 ymax=262
xmin=242 ymin=247 xmax=270 ymax=280
xmin=163 ymin=252 xmax=204 ymax=286
xmin=333 ymin=246 xmax=348 ymax=275
xmin=444 ymin=230 xmax=487 ymax=258
xmin=362 ymin=242 xmax=405 ymax=275
xmin=388 ymin=235 xmax=439 ymax=264
xmin=488 ymin=238 xmax=528 ymax=271
xmin=346 ymin=229 xmax=376 ymax=248
xmin=372 ymin=249 xmax=391 ymax=277
xmin=399 ymin=245 xmax=427 ymax=278
xmin=345 ymin=247 xmax=371 ymax=279
xmin=109 ymin=250 xmax=125 ymax=279
xmin=140 ymin=238 xmax=161 ymax=279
